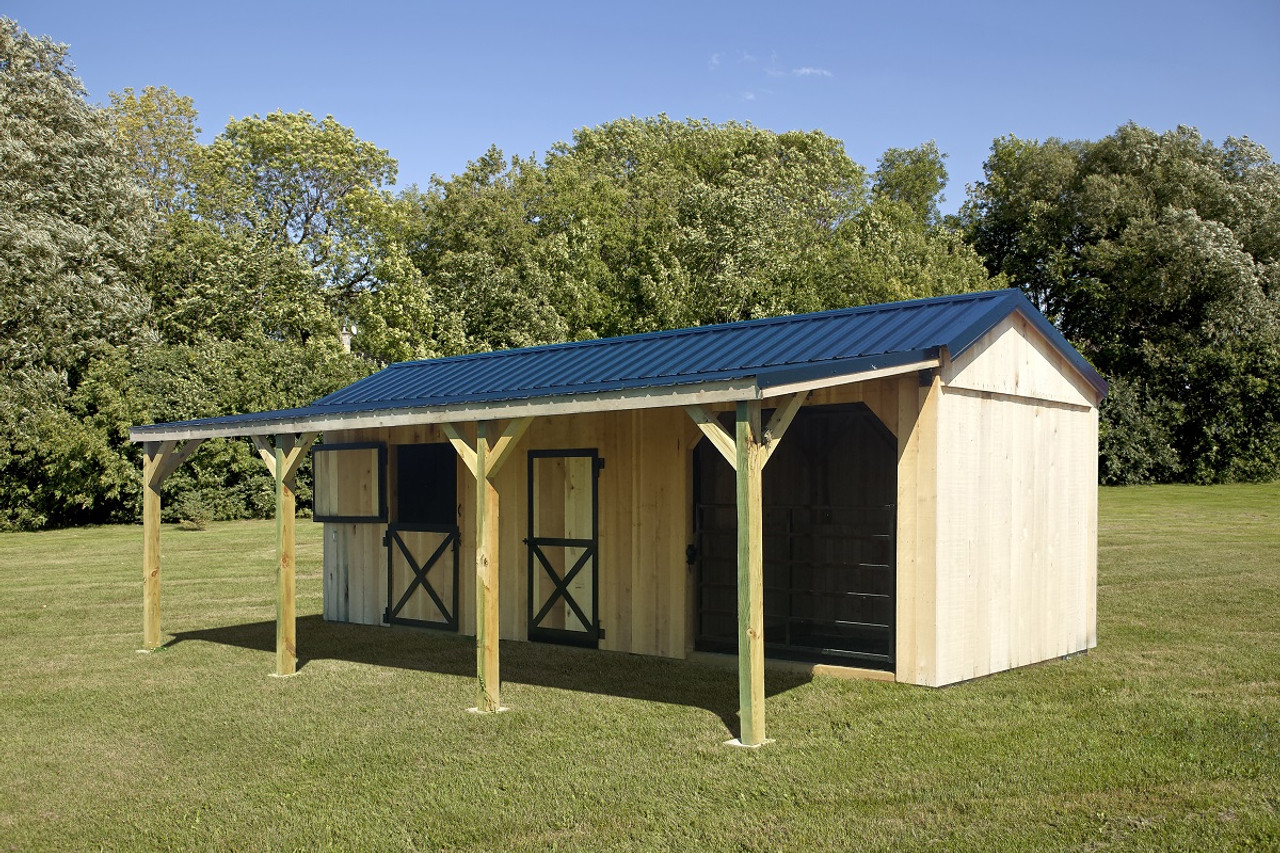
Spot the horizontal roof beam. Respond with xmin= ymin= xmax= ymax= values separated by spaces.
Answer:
xmin=756 ymin=354 xmax=940 ymax=399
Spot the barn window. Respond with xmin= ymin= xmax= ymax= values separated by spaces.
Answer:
xmin=395 ymin=443 xmax=457 ymax=526
xmin=312 ymin=442 xmax=387 ymax=523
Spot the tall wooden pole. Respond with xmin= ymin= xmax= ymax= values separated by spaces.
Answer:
xmin=474 ymin=421 xmax=501 ymax=711
xmin=735 ymin=401 xmax=766 ymax=746
xmin=142 ymin=442 xmax=163 ymax=649
xmin=445 ymin=419 xmax=529 ymax=713
xmin=275 ymin=433 xmax=297 ymax=676
xmin=687 ymin=395 xmax=805 ymax=746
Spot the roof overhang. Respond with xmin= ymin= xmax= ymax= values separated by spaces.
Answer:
xmin=128 ymin=354 xmax=940 ymax=443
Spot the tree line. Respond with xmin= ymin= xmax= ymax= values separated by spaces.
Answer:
xmin=2 ymin=18 xmax=1277 ymax=529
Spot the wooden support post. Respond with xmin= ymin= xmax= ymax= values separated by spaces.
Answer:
xmin=252 ymin=432 xmax=316 ymax=676
xmin=142 ymin=442 xmax=164 ymax=649
xmin=275 ymin=433 xmax=297 ymax=676
xmin=442 ymin=418 xmax=530 ymax=712
xmin=735 ymin=400 xmax=766 ymax=747
xmin=139 ymin=438 xmax=204 ymax=650
xmin=684 ymin=395 xmax=808 ymax=746
xmin=474 ymin=421 xmax=501 ymax=712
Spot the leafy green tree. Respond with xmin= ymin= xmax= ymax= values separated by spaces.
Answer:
xmin=1 ymin=29 xmax=385 ymax=528
xmin=107 ymin=85 xmax=200 ymax=215
xmin=195 ymin=111 xmax=407 ymax=311
xmin=69 ymin=335 xmax=373 ymax=525
xmin=0 ymin=18 xmax=152 ymax=385
xmin=962 ymin=123 xmax=1280 ymax=483
xmin=108 ymin=98 xmax=419 ymax=350
xmin=370 ymin=148 xmax=571 ymax=358
xmin=872 ymin=141 xmax=949 ymax=226
xmin=1096 ymin=376 xmax=1184 ymax=485
xmin=542 ymin=117 xmax=870 ymax=332
xmin=365 ymin=117 xmax=996 ymax=361
xmin=0 ymin=18 xmax=153 ymax=529
xmin=829 ymin=198 xmax=1002 ymax=307
xmin=142 ymin=212 xmax=334 ymax=344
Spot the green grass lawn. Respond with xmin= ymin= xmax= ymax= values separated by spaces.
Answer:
xmin=1 ymin=485 xmax=1277 ymax=851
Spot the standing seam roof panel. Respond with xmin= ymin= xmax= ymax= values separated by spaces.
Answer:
xmin=143 ymin=290 xmax=1104 ymax=439
xmin=318 ymin=290 xmax=1036 ymax=410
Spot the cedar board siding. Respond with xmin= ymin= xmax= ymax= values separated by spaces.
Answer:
xmin=318 ymin=375 xmax=919 ymax=663
xmin=321 ymin=408 xmax=701 ymax=659
xmin=930 ymin=314 xmax=1100 ymax=687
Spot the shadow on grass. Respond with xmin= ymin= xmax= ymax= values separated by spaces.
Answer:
xmin=164 ymin=616 xmax=811 ymax=733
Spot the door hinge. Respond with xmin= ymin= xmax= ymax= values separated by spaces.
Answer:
xmin=598 ymin=626 xmax=606 ymax=639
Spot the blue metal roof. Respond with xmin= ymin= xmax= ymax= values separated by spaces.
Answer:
xmin=132 ymin=289 xmax=1107 ymax=438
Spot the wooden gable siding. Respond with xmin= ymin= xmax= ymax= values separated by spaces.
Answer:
xmin=943 ymin=312 xmax=1099 ymax=408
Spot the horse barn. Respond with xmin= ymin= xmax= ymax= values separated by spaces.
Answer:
xmin=131 ymin=289 xmax=1107 ymax=746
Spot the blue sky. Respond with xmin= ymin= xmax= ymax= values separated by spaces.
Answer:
xmin=8 ymin=0 xmax=1279 ymax=214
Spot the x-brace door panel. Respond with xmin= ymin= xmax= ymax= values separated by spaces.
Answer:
xmin=527 ymin=449 xmax=602 ymax=647
xmin=385 ymin=523 xmax=460 ymax=630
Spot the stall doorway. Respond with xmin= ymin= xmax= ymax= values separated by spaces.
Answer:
xmin=385 ymin=524 xmax=459 ymax=630
xmin=527 ymin=449 xmax=603 ymax=647
xmin=384 ymin=443 xmax=459 ymax=631
xmin=694 ymin=403 xmax=897 ymax=670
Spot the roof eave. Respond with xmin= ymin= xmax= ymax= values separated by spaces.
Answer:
xmin=756 ymin=348 xmax=941 ymax=397
xmin=127 ymin=354 xmax=948 ymax=444
xmin=128 ymin=377 xmax=761 ymax=443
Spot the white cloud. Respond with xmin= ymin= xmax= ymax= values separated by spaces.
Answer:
xmin=764 ymin=53 xmax=833 ymax=79
xmin=708 ymin=53 xmax=721 ymax=71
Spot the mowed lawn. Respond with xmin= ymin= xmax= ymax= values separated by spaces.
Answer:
xmin=0 ymin=485 xmax=1277 ymax=852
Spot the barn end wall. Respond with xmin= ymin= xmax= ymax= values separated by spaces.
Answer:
xmin=929 ymin=314 xmax=1101 ymax=687
xmin=320 ymin=408 xmax=699 ymax=659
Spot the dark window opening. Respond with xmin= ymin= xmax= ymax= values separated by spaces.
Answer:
xmin=396 ymin=443 xmax=457 ymax=526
